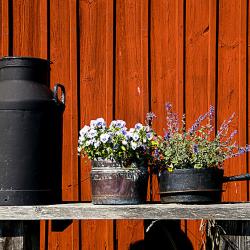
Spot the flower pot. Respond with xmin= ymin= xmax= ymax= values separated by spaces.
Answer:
xmin=91 ymin=160 xmax=148 ymax=204
xmin=158 ymin=168 xmax=224 ymax=204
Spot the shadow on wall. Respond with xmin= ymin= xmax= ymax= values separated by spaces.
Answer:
xmin=129 ymin=220 xmax=194 ymax=250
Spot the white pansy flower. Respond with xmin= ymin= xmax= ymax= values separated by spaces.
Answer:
xmin=116 ymin=120 xmax=126 ymax=128
xmin=80 ymin=125 xmax=90 ymax=136
xmin=90 ymin=119 xmax=97 ymax=128
xmin=146 ymin=132 xmax=153 ymax=140
xmin=110 ymin=120 xmax=126 ymax=128
xmin=100 ymin=133 xmax=110 ymax=143
xmin=122 ymin=140 xmax=128 ymax=145
xmin=135 ymin=123 xmax=143 ymax=130
xmin=131 ymin=141 xmax=138 ymax=150
xmin=87 ymin=129 xmax=97 ymax=138
xmin=132 ymin=133 xmax=139 ymax=141
xmin=96 ymin=118 xmax=106 ymax=128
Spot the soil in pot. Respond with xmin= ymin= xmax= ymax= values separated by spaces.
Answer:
xmin=158 ymin=168 xmax=224 ymax=204
xmin=91 ymin=160 xmax=148 ymax=205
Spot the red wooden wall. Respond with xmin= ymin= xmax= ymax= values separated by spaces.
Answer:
xmin=0 ymin=0 xmax=249 ymax=249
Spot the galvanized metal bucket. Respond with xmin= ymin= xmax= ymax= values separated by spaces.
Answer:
xmin=159 ymin=168 xmax=250 ymax=204
xmin=91 ymin=160 xmax=148 ymax=205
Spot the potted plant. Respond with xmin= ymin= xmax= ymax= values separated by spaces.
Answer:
xmin=78 ymin=115 xmax=156 ymax=204
xmin=154 ymin=103 xmax=250 ymax=203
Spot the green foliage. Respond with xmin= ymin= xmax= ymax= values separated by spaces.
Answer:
xmin=155 ymin=104 xmax=249 ymax=172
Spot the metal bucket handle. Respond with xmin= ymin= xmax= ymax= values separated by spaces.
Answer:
xmin=53 ymin=83 xmax=65 ymax=106
xmin=223 ymin=173 xmax=250 ymax=183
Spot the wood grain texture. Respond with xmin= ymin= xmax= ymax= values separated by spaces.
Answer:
xmin=0 ymin=0 xmax=9 ymax=56
xmin=79 ymin=0 xmax=114 ymax=249
xmin=151 ymin=0 xmax=178 ymax=129
xmin=0 ymin=203 xmax=248 ymax=220
xmin=150 ymin=0 xmax=179 ymax=203
xmin=208 ymin=0 xmax=217 ymax=108
xmin=218 ymin=0 xmax=247 ymax=202
xmin=1 ymin=1 xmax=250 ymax=249
xmin=116 ymin=0 xmax=149 ymax=125
xmin=79 ymin=0 xmax=113 ymax=201
xmin=115 ymin=0 xmax=149 ymax=249
xmin=48 ymin=0 xmax=79 ymax=249
xmin=12 ymin=0 xmax=47 ymax=58
xmin=248 ymin=0 xmax=250 ymax=203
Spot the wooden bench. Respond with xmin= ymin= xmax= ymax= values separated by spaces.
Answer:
xmin=2 ymin=202 xmax=250 ymax=249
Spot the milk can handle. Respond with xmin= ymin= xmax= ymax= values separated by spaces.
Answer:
xmin=53 ymin=83 xmax=65 ymax=105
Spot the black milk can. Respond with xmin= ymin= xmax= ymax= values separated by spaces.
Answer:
xmin=0 ymin=57 xmax=65 ymax=205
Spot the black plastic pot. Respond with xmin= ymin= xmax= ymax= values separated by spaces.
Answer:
xmin=0 ymin=56 xmax=65 ymax=205
xmin=91 ymin=160 xmax=148 ymax=205
xmin=158 ymin=168 xmax=250 ymax=204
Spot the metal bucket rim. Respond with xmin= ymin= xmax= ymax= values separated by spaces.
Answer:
xmin=92 ymin=160 xmax=148 ymax=169
xmin=159 ymin=167 xmax=224 ymax=174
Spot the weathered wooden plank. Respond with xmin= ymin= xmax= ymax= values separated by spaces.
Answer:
xmin=0 ymin=203 xmax=248 ymax=220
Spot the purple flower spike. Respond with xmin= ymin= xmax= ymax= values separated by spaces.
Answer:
xmin=146 ymin=112 xmax=156 ymax=127
xmin=165 ymin=103 xmax=179 ymax=135
xmin=239 ymin=147 xmax=245 ymax=155
xmin=164 ymin=132 xmax=170 ymax=140
xmin=154 ymin=148 xmax=159 ymax=159
xmin=188 ymin=111 xmax=210 ymax=135
xmin=218 ymin=113 xmax=235 ymax=136
xmin=209 ymin=106 xmax=215 ymax=119
xmin=165 ymin=102 xmax=172 ymax=111
xmin=225 ymin=130 xmax=238 ymax=143
xmin=193 ymin=144 xmax=199 ymax=154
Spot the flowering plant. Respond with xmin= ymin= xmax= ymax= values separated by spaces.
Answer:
xmin=78 ymin=116 xmax=156 ymax=167
xmin=155 ymin=103 xmax=250 ymax=172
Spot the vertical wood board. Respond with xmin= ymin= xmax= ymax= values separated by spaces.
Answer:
xmin=218 ymin=0 xmax=247 ymax=202
xmin=12 ymin=0 xmax=47 ymax=58
xmin=48 ymin=0 xmax=79 ymax=249
xmin=115 ymin=0 xmax=149 ymax=249
xmin=79 ymin=0 xmax=114 ymax=249
xmin=0 ymin=0 xmax=9 ymax=56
